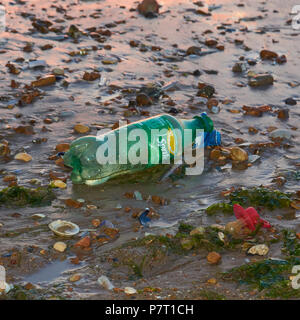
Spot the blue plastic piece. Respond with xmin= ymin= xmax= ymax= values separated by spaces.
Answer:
xmin=139 ymin=208 xmax=151 ymax=227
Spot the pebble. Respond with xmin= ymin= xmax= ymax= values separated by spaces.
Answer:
xmin=260 ymin=49 xmax=278 ymax=60
xmin=207 ymin=278 xmax=217 ymax=285
xmin=137 ymin=0 xmax=159 ymax=17
xmin=31 ymin=75 xmax=56 ymax=87
xmin=31 ymin=214 xmax=46 ymax=220
xmin=190 ymin=226 xmax=205 ymax=236
xmin=74 ymin=236 xmax=91 ymax=248
xmin=51 ymin=180 xmax=67 ymax=189
xmin=74 ymin=124 xmax=90 ymax=134
xmin=232 ymin=62 xmax=246 ymax=73
xmin=285 ymin=97 xmax=297 ymax=105
xmin=230 ymin=147 xmax=248 ymax=162
xmin=136 ymin=93 xmax=152 ymax=106
xmin=206 ymin=251 xmax=222 ymax=264
xmin=14 ymin=152 xmax=32 ymax=162
xmin=56 ymin=143 xmax=70 ymax=152
xmin=69 ymin=274 xmax=81 ymax=282
xmin=180 ymin=238 xmax=194 ymax=250
xmin=248 ymin=74 xmax=274 ymax=87
xmin=52 ymin=68 xmax=64 ymax=76
xmin=53 ymin=242 xmax=67 ymax=253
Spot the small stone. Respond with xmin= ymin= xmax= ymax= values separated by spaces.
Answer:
xmin=24 ymin=283 xmax=35 ymax=290
xmin=124 ymin=287 xmax=137 ymax=295
xmin=225 ymin=220 xmax=245 ymax=237
xmin=92 ymin=219 xmax=101 ymax=227
xmin=186 ymin=46 xmax=202 ymax=56
xmin=83 ymin=71 xmax=100 ymax=81
xmin=74 ymin=124 xmax=90 ymax=134
xmin=136 ymin=93 xmax=152 ymax=106
xmin=180 ymin=238 xmax=194 ymax=250
xmin=69 ymin=274 xmax=81 ymax=282
xmin=65 ymin=199 xmax=83 ymax=208
xmin=52 ymin=68 xmax=64 ymax=76
xmin=74 ymin=236 xmax=91 ymax=248
xmin=53 ymin=242 xmax=67 ymax=253
xmin=277 ymin=109 xmax=289 ymax=120
xmin=31 ymin=75 xmax=56 ymax=87
xmin=207 ymin=251 xmax=221 ymax=264
xmin=190 ymin=226 xmax=205 ymax=236
xmin=232 ymin=62 xmax=245 ymax=73
xmin=247 ymin=244 xmax=269 ymax=256
xmin=55 ymin=143 xmax=70 ymax=152
xmin=137 ymin=0 xmax=159 ymax=18
xmin=207 ymin=278 xmax=217 ymax=285
xmin=285 ymin=97 xmax=297 ymax=105
xmin=197 ymin=83 xmax=215 ymax=98
xmin=230 ymin=147 xmax=248 ymax=162
xmin=51 ymin=180 xmax=67 ymax=189
xmin=260 ymin=49 xmax=278 ymax=60
xmin=14 ymin=152 xmax=32 ymax=162
xmin=3 ymin=175 xmax=17 ymax=182
xmin=31 ymin=214 xmax=46 ymax=220
xmin=205 ymin=39 xmax=217 ymax=47
xmin=248 ymin=74 xmax=274 ymax=87
xmin=276 ymin=55 xmax=287 ymax=64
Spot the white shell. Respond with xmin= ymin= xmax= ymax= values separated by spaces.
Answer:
xmin=248 ymin=244 xmax=269 ymax=256
xmin=124 ymin=287 xmax=137 ymax=295
xmin=48 ymin=220 xmax=80 ymax=237
xmin=218 ymin=232 xmax=225 ymax=242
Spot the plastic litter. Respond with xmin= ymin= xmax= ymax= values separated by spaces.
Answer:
xmin=63 ymin=113 xmax=221 ymax=185
xmin=138 ymin=208 xmax=151 ymax=226
xmin=97 ymin=275 xmax=114 ymax=291
xmin=233 ymin=204 xmax=271 ymax=231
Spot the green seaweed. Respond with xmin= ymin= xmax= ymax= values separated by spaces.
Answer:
xmin=178 ymin=222 xmax=194 ymax=234
xmin=206 ymin=187 xmax=292 ymax=215
xmin=229 ymin=187 xmax=292 ymax=210
xmin=206 ymin=203 xmax=233 ymax=215
xmin=0 ymin=186 xmax=55 ymax=207
xmin=198 ymin=289 xmax=226 ymax=300
xmin=222 ymin=258 xmax=300 ymax=298
xmin=282 ymin=230 xmax=300 ymax=257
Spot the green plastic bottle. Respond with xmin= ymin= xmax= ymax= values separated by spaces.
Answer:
xmin=63 ymin=112 xmax=218 ymax=185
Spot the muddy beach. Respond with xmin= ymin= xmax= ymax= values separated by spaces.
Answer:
xmin=0 ymin=0 xmax=299 ymax=300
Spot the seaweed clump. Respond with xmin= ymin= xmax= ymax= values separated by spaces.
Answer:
xmin=206 ymin=187 xmax=292 ymax=215
xmin=222 ymin=258 xmax=300 ymax=299
xmin=0 ymin=185 xmax=55 ymax=207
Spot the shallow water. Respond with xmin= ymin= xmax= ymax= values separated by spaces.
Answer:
xmin=0 ymin=0 xmax=299 ymax=299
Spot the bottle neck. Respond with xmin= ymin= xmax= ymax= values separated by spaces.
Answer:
xmin=180 ymin=113 xmax=214 ymax=132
